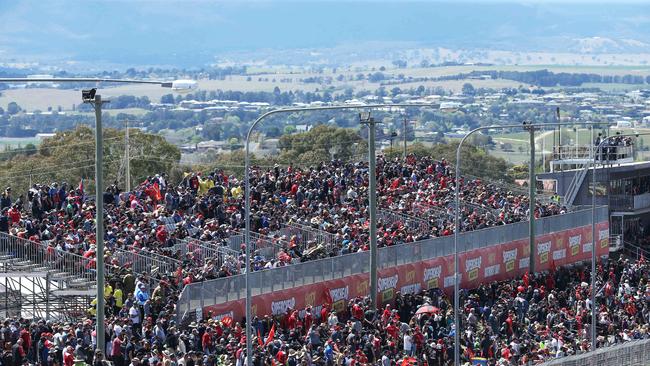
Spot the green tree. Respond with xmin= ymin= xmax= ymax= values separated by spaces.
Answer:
xmin=284 ymin=125 xmax=297 ymax=134
xmin=462 ymin=83 xmax=476 ymax=96
xmin=7 ymin=102 xmax=21 ymax=115
xmin=160 ymin=94 xmax=175 ymax=104
xmin=0 ymin=126 xmax=180 ymax=194
xmin=277 ymin=125 xmax=365 ymax=165
xmin=385 ymin=142 xmax=512 ymax=182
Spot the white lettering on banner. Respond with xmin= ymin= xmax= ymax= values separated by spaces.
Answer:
xmin=583 ymin=242 xmax=593 ymax=253
xmin=444 ymin=275 xmax=456 ymax=288
xmin=569 ymin=235 xmax=581 ymax=247
xmin=519 ymin=257 xmax=530 ymax=269
xmin=212 ymin=311 xmax=234 ymax=321
xmin=599 ymin=229 xmax=609 ymax=240
xmin=329 ymin=286 xmax=349 ymax=302
xmin=378 ymin=275 xmax=399 ymax=292
xmin=299 ymin=305 xmax=323 ymax=319
xmin=465 ymin=257 xmax=482 ymax=271
xmin=271 ymin=298 xmax=296 ymax=315
xmin=424 ymin=265 xmax=442 ymax=281
xmin=484 ymin=264 xmax=500 ymax=278
xmin=503 ymin=249 xmax=517 ymax=263
xmin=538 ymin=241 xmax=551 ymax=254
xmin=400 ymin=283 xmax=421 ymax=295
xmin=552 ymin=249 xmax=566 ymax=260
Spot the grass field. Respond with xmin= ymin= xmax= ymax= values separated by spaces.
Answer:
xmin=581 ymin=83 xmax=648 ymax=92
xmin=2 ymin=63 xmax=649 ymax=113
xmin=0 ymin=137 xmax=41 ymax=149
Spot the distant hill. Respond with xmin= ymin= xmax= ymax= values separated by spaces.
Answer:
xmin=1 ymin=1 xmax=649 ymax=68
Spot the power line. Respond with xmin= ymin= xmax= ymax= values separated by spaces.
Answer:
xmin=0 ymin=157 xmax=125 ymax=181
xmin=0 ymin=137 xmax=122 ymax=156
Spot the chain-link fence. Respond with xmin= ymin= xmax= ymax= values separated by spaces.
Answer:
xmin=538 ymin=338 xmax=650 ymax=366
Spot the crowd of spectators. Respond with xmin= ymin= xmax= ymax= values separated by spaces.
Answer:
xmin=1 ymin=255 xmax=647 ymax=365
xmin=0 ymin=155 xmax=566 ymax=282
xmin=0 ymin=154 xmax=587 ymax=365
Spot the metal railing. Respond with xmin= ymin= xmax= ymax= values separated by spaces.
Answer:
xmin=610 ymin=195 xmax=635 ymax=211
xmin=111 ymin=247 xmax=181 ymax=277
xmin=552 ymin=145 xmax=634 ymax=162
xmin=621 ymin=241 xmax=650 ymax=262
xmin=0 ymin=233 xmax=96 ymax=283
xmin=177 ymin=238 xmax=241 ymax=274
xmin=378 ymin=209 xmax=431 ymax=239
xmin=538 ymin=338 xmax=650 ymax=366
xmin=280 ymin=222 xmax=338 ymax=251
xmin=564 ymin=164 xmax=589 ymax=207
xmin=176 ymin=207 xmax=608 ymax=320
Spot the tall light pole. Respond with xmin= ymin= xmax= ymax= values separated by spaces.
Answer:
xmin=590 ymin=132 xmax=645 ymax=351
xmin=524 ymin=122 xmax=538 ymax=274
xmin=125 ymin=119 xmax=131 ymax=193
xmin=83 ymin=90 xmax=108 ymax=351
xmin=0 ymin=77 xmax=197 ymax=352
xmin=453 ymin=121 xmax=605 ymax=365
xmin=360 ymin=113 xmax=379 ymax=309
xmin=243 ymin=103 xmax=434 ymax=366
xmin=403 ymin=116 xmax=410 ymax=159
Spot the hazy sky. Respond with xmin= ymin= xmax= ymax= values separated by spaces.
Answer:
xmin=1 ymin=0 xmax=649 ymax=67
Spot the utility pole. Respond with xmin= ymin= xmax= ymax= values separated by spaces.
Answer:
xmin=125 ymin=120 xmax=131 ymax=192
xmin=360 ymin=112 xmax=379 ymax=311
xmin=524 ymin=122 xmax=537 ymax=274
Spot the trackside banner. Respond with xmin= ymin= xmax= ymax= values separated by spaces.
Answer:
xmin=203 ymin=222 xmax=608 ymax=320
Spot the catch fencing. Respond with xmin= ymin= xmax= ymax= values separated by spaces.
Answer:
xmin=110 ymin=247 xmax=181 ymax=277
xmin=175 ymin=238 xmax=240 ymax=274
xmin=378 ymin=209 xmax=431 ymax=239
xmin=538 ymin=338 xmax=650 ymax=366
xmin=176 ymin=207 xmax=609 ymax=321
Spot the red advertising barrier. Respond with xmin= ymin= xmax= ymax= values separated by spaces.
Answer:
xmin=203 ymin=222 xmax=609 ymax=320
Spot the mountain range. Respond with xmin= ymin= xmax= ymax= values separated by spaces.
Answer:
xmin=1 ymin=1 xmax=649 ymax=69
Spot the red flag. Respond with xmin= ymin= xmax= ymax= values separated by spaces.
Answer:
xmin=324 ymin=289 xmax=333 ymax=305
xmin=221 ymin=316 xmax=233 ymax=328
xmin=152 ymin=182 xmax=163 ymax=201
xmin=550 ymin=257 xmax=556 ymax=274
xmin=257 ymin=329 xmax=263 ymax=347
xmin=78 ymin=178 xmax=84 ymax=194
xmin=263 ymin=324 xmax=275 ymax=347
xmin=401 ymin=357 xmax=417 ymax=366
xmin=522 ymin=271 xmax=529 ymax=287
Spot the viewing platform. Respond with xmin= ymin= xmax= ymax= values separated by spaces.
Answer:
xmin=549 ymin=144 xmax=634 ymax=172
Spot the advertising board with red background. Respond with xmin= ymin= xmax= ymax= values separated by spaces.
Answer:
xmin=203 ymin=222 xmax=608 ymax=320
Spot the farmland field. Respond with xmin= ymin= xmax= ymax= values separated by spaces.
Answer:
xmin=0 ymin=137 xmax=41 ymax=149
xmin=1 ymin=64 xmax=650 ymax=112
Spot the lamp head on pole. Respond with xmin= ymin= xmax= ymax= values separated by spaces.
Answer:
xmin=82 ymin=88 xmax=97 ymax=102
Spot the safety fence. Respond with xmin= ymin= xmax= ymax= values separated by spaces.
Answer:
xmin=538 ymin=338 xmax=650 ymax=366
xmin=111 ymin=247 xmax=181 ymax=277
xmin=176 ymin=206 xmax=609 ymax=321
xmin=0 ymin=232 xmax=96 ymax=283
xmin=175 ymin=238 xmax=240 ymax=274
xmin=377 ymin=209 xmax=431 ymax=239
xmin=274 ymin=222 xmax=338 ymax=252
